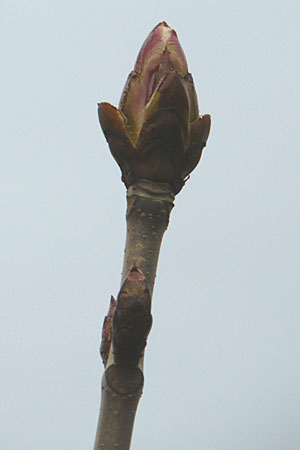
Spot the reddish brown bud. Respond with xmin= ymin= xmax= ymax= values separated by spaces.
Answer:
xmin=98 ymin=22 xmax=211 ymax=194
xmin=112 ymin=265 xmax=152 ymax=368
xmin=100 ymin=296 xmax=116 ymax=367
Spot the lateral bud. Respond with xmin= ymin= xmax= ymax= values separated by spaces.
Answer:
xmin=113 ymin=264 xmax=152 ymax=367
xmin=100 ymin=295 xmax=117 ymax=367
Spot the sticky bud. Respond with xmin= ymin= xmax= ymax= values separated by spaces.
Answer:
xmin=113 ymin=265 xmax=152 ymax=367
xmin=98 ymin=21 xmax=211 ymax=194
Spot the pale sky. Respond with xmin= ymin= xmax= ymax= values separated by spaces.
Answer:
xmin=1 ymin=1 xmax=300 ymax=449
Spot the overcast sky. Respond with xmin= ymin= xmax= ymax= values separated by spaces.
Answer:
xmin=1 ymin=1 xmax=300 ymax=449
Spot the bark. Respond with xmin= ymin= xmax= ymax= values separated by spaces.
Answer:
xmin=94 ymin=366 xmax=143 ymax=450
xmin=121 ymin=179 xmax=174 ymax=295
xmin=94 ymin=179 xmax=174 ymax=450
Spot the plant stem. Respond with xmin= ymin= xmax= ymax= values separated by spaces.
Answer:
xmin=121 ymin=179 xmax=174 ymax=295
xmin=94 ymin=179 xmax=174 ymax=450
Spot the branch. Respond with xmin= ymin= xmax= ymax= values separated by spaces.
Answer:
xmin=94 ymin=20 xmax=211 ymax=450
xmin=94 ymin=180 xmax=174 ymax=450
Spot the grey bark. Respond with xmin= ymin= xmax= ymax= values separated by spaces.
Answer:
xmin=94 ymin=179 xmax=174 ymax=450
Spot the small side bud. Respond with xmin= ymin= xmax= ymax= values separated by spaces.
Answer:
xmin=113 ymin=265 xmax=152 ymax=368
xmin=100 ymin=296 xmax=117 ymax=367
